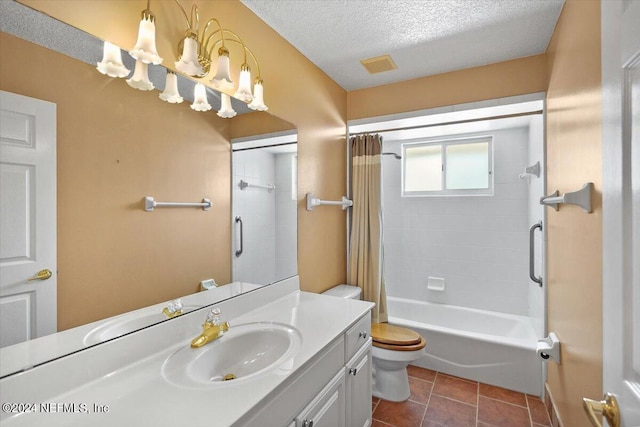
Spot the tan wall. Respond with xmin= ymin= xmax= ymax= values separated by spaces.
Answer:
xmin=0 ymin=32 xmax=231 ymax=330
xmin=545 ymin=1 xmax=603 ymax=425
xmin=347 ymin=54 xmax=548 ymax=120
xmin=18 ymin=0 xmax=349 ymax=294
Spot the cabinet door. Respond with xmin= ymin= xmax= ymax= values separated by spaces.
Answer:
xmin=346 ymin=339 xmax=372 ymax=427
xmin=295 ymin=370 xmax=345 ymax=427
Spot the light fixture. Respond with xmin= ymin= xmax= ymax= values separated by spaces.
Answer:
xmin=129 ymin=1 xmax=163 ymax=65
xmin=234 ymin=63 xmax=253 ymax=102
xmin=96 ymin=41 xmax=130 ymax=78
xmin=191 ymin=83 xmax=212 ymax=111
xmin=159 ymin=71 xmax=183 ymax=104
xmin=171 ymin=1 xmax=267 ymax=109
xmin=127 ymin=60 xmax=154 ymax=91
xmin=209 ymin=47 xmax=234 ymax=91
xmin=96 ymin=0 xmax=268 ymax=117
xmin=248 ymin=78 xmax=268 ymax=111
xmin=217 ymin=93 xmax=237 ymax=118
xmin=175 ymin=34 xmax=204 ymax=76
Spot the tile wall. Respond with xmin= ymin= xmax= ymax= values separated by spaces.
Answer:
xmin=382 ymin=127 xmax=531 ymax=315
xmin=274 ymin=153 xmax=298 ymax=280
xmin=232 ymin=149 xmax=277 ymax=284
xmin=527 ymin=116 xmax=546 ymax=338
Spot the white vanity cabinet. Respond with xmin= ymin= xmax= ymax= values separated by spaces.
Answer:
xmin=292 ymin=311 xmax=372 ymax=427
xmin=345 ymin=340 xmax=372 ymax=427
xmin=242 ymin=311 xmax=372 ymax=427
xmin=0 ymin=279 xmax=376 ymax=427
xmin=294 ymin=370 xmax=346 ymax=427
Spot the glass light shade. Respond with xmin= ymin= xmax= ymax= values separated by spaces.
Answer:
xmin=210 ymin=50 xmax=234 ymax=91
xmin=217 ymin=93 xmax=237 ymax=118
xmin=126 ymin=60 xmax=154 ymax=91
xmin=190 ymin=83 xmax=212 ymax=112
xmin=175 ymin=37 xmax=204 ymax=76
xmin=96 ymin=41 xmax=130 ymax=78
xmin=129 ymin=15 xmax=163 ymax=65
xmin=233 ymin=65 xmax=253 ymax=102
xmin=159 ymin=72 xmax=183 ymax=104
xmin=248 ymin=80 xmax=268 ymax=111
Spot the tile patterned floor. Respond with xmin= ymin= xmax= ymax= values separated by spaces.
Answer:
xmin=371 ymin=366 xmax=552 ymax=427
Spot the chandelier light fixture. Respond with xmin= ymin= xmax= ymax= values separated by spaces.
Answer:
xmin=95 ymin=0 xmax=267 ymax=118
xmin=190 ymin=83 xmax=212 ymax=112
xmin=96 ymin=41 xmax=130 ymax=78
xmin=159 ymin=72 xmax=184 ymax=104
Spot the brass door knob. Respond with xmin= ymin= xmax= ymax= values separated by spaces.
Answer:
xmin=28 ymin=269 xmax=52 ymax=281
xmin=583 ymin=393 xmax=620 ymax=427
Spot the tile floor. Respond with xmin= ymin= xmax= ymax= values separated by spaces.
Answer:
xmin=371 ymin=366 xmax=552 ymax=427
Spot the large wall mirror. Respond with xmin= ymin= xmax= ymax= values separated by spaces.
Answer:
xmin=231 ymin=132 xmax=298 ymax=285
xmin=0 ymin=0 xmax=297 ymax=377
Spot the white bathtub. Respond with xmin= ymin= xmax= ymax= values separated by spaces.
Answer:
xmin=387 ymin=296 xmax=543 ymax=396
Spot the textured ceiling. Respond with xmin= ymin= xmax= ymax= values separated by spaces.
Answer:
xmin=241 ymin=0 xmax=564 ymax=91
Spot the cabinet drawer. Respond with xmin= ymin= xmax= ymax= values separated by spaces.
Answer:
xmin=345 ymin=312 xmax=371 ymax=362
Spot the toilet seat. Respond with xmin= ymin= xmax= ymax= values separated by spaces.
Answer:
xmin=371 ymin=323 xmax=427 ymax=352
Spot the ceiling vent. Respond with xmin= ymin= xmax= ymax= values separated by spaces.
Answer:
xmin=360 ymin=54 xmax=397 ymax=74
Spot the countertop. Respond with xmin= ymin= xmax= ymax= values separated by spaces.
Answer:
xmin=0 ymin=277 xmax=373 ymax=426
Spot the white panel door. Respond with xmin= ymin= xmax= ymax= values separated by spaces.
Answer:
xmin=0 ymin=90 xmax=56 ymax=348
xmin=599 ymin=1 xmax=640 ymax=425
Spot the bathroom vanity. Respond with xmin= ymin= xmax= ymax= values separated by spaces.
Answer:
xmin=0 ymin=276 xmax=374 ymax=427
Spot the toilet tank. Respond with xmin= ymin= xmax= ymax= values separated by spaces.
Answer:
xmin=322 ymin=284 xmax=361 ymax=300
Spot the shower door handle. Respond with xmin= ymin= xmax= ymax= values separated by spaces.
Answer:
xmin=529 ymin=221 xmax=543 ymax=287
xmin=235 ymin=216 xmax=243 ymax=257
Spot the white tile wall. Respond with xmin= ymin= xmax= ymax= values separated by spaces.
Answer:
xmin=232 ymin=149 xmax=277 ymax=285
xmin=527 ymin=116 xmax=545 ymax=338
xmin=382 ymin=127 xmax=532 ymax=315
xmin=232 ymin=150 xmax=298 ymax=285
xmin=275 ymin=153 xmax=298 ymax=280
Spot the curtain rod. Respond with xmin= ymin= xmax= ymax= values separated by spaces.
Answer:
xmin=349 ymin=110 xmax=544 ymax=137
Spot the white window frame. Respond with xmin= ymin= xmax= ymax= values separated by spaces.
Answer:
xmin=401 ymin=136 xmax=494 ymax=197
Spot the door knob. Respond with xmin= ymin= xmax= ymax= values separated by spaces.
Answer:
xmin=583 ymin=393 xmax=620 ymax=427
xmin=28 ymin=269 xmax=52 ymax=281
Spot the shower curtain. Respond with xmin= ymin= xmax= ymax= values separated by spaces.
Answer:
xmin=348 ymin=134 xmax=388 ymax=323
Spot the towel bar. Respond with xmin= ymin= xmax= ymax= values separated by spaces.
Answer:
xmin=306 ymin=193 xmax=353 ymax=211
xmin=540 ymin=182 xmax=593 ymax=213
xmin=144 ymin=196 xmax=212 ymax=212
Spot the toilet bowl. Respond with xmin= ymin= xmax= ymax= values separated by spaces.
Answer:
xmin=321 ymin=285 xmax=427 ymax=402
xmin=370 ymin=322 xmax=426 ymax=402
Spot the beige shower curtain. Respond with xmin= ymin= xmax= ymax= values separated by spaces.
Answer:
xmin=348 ymin=134 xmax=388 ymax=323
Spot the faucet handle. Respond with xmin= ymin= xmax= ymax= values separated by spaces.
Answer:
xmin=162 ymin=299 xmax=184 ymax=318
xmin=206 ymin=307 xmax=221 ymax=325
xmin=166 ymin=299 xmax=183 ymax=314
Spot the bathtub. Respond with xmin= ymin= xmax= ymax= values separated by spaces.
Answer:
xmin=387 ymin=296 xmax=543 ymax=396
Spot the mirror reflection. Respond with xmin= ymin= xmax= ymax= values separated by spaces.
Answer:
xmin=0 ymin=0 xmax=297 ymax=377
xmin=232 ymin=133 xmax=298 ymax=285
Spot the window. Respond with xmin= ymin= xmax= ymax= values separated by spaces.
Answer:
xmin=402 ymin=137 xmax=493 ymax=196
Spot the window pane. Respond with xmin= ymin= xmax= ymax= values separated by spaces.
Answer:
xmin=445 ymin=142 xmax=489 ymax=190
xmin=404 ymin=145 xmax=442 ymax=192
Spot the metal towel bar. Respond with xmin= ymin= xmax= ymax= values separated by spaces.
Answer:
xmin=239 ymin=179 xmax=275 ymax=193
xmin=306 ymin=193 xmax=353 ymax=211
xmin=144 ymin=196 xmax=211 ymax=212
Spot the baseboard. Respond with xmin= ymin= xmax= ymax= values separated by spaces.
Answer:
xmin=544 ymin=383 xmax=564 ymax=427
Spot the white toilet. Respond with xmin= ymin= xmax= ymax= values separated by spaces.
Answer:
xmin=322 ymin=285 xmax=426 ymax=402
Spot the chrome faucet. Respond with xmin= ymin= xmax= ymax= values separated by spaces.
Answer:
xmin=191 ymin=307 xmax=229 ymax=348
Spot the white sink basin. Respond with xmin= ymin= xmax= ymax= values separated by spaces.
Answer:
xmin=83 ymin=306 xmax=200 ymax=345
xmin=161 ymin=322 xmax=302 ymax=388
